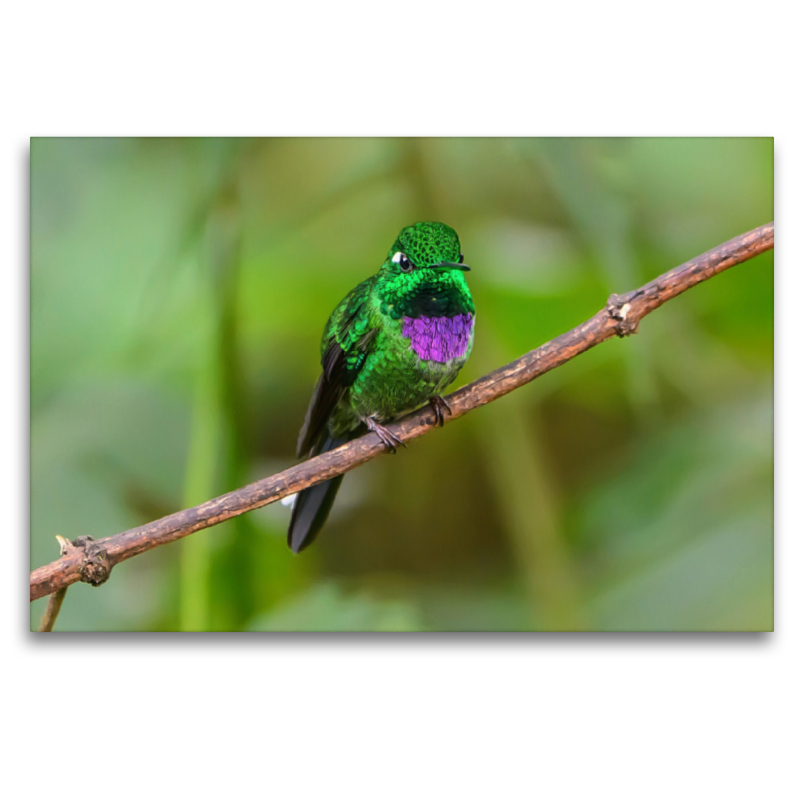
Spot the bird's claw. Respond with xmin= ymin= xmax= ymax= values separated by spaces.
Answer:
xmin=429 ymin=395 xmax=452 ymax=428
xmin=365 ymin=417 xmax=406 ymax=454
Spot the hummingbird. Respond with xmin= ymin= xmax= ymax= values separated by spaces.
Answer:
xmin=287 ymin=221 xmax=475 ymax=553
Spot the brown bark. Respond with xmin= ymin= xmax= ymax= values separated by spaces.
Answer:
xmin=30 ymin=222 xmax=774 ymax=603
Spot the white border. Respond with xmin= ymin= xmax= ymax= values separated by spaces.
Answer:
xmin=5 ymin=3 xmax=795 ymax=798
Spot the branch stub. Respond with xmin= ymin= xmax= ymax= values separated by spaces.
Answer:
xmin=73 ymin=536 xmax=113 ymax=587
xmin=606 ymin=293 xmax=640 ymax=337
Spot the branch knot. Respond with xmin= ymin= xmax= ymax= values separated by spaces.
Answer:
xmin=606 ymin=293 xmax=639 ymax=337
xmin=66 ymin=536 xmax=113 ymax=587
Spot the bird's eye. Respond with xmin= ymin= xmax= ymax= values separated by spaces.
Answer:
xmin=392 ymin=252 xmax=414 ymax=273
xmin=458 ymin=252 xmax=465 ymax=264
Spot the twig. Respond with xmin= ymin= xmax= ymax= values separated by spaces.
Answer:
xmin=36 ymin=536 xmax=75 ymax=629
xmin=29 ymin=222 xmax=774 ymax=603
xmin=38 ymin=587 xmax=68 ymax=631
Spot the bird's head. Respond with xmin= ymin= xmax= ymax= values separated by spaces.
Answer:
xmin=385 ymin=221 xmax=469 ymax=276
xmin=376 ymin=222 xmax=473 ymax=319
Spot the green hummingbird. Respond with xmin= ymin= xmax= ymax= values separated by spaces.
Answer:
xmin=288 ymin=221 xmax=475 ymax=552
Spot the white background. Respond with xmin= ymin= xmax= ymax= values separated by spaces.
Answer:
xmin=4 ymin=2 xmax=796 ymax=798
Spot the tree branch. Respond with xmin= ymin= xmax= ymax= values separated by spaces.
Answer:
xmin=30 ymin=222 xmax=774 ymax=603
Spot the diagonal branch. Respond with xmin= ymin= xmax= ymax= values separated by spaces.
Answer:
xmin=30 ymin=222 xmax=774 ymax=603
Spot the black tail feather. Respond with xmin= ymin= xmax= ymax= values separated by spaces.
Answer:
xmin=287 ymin=435 xmax=348 ymax=553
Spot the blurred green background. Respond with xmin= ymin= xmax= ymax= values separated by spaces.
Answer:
xmin=30 ymin=138 xmax=773 ymax=632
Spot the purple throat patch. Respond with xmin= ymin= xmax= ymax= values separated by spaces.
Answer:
xmin=402 ymin=313 xmax=473 ymax=363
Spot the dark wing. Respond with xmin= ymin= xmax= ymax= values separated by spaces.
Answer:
xmin=296 ymin=279 xmax=377 ymax=458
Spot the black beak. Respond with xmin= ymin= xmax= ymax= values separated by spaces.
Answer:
xmin=433 ymin=261 xmax=471 ymax=272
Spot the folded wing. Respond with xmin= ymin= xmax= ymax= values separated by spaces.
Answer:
xmin=296 ymin=278 xmax=377 ymax=458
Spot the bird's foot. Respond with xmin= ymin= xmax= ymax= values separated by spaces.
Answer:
xmin=364 ymin=417 xmax=406 ymax=454
xmin=429 ymin=395 xmax=452 ymax=428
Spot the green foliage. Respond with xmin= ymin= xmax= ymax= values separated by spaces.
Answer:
xmin=30 ymin=137 xmax=773 ymax=631
xmin=248 ymin=583 xmax=422 ymax=632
